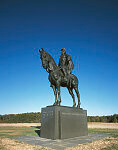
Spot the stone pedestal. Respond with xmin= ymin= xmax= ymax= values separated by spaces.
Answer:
xmin=40 ymin=105 xmax=88 ymax=140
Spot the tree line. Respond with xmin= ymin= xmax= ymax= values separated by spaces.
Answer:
xmin=0 ymin=112 xmax=41 ymax=123
xmin=88 ymin=114 xmax=118 ymax=123
xmin=0 ymin=112 xmax=117 ymax=123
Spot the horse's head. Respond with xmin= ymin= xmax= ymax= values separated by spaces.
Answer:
xmin=39 ymin=48 xmax=49 ymax=70
xmin=39 ymin=48 xmax=58 ymax=73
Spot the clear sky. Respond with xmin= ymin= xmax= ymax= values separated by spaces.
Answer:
xmin=0 ymin=0 xmax=118 ymax=116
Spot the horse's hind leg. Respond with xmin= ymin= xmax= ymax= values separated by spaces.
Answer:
xmin=74 ymin=87 xmax=80 ymax=108
xmin=51 ymin=85 xmax=58 ymax=105
xmin=68 ymin=87 xmax=76 ymax=107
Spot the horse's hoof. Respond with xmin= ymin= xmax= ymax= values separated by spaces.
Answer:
xmin=77 ymin=105 xmax=80 ymax=108
xmin=58 ymin=101 xmax=61 ymax=106
xmin=53 ymin=101 xmax=58 ymax=106
xmin=73 ymin=103 xmax=76 ymax=107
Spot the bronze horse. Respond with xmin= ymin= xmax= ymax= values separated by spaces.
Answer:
xmin=39 ymin=48 xmax=80 ymax=108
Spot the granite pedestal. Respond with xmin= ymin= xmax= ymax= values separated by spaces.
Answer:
xmin=40 ymin=106 xmax=88 ymax=140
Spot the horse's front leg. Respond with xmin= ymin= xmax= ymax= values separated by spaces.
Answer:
xmin=51 ymin=85 xmax=58 ymax=105
xmin=57 ymin=86 xmax=61 ymax=105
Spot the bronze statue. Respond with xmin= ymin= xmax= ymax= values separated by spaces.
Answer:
xmin=39 ymin=48 xmax=80 ymax=108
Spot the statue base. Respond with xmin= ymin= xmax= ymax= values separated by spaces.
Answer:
xmin=40 ymin=105 xmax=88 ymax=139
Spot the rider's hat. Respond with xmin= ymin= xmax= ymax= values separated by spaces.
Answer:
xmin=61 ymin=48 xmax=66 ymax=52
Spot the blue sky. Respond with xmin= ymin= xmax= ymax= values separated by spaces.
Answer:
xmin=0 ymin=0 xmax=118 ymax=116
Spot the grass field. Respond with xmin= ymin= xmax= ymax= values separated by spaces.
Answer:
xmin=0 ymin=126 xmax=40 ymax=138
xmin=0 ymin=124 xmax=118 ymax=150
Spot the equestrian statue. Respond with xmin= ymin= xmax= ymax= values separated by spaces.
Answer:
xmin=39 ymin=48 xmax=80 ymax=108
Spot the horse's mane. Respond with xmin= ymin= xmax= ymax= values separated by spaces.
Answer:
xmin=45 ymin=51 xmax=57 ymax=68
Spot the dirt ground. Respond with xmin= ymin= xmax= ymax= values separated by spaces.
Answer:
xmin=0 ymin=123 xmax=41 ymax=127
xmin=0 ymin=122 xmax=118 ymax=129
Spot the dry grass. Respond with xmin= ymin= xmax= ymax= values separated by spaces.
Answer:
xmin=0 ymin=122 xmax=118 ymax=129
xmin=88 ymin=122 xmax=118 ymax=129
xmin=0 ymin=130 xmax=19 ymax=136
xmin=0 ymin=123 xmax=41 ymax=127
xmin=2 ymin=136 xmax=117 ymax=150
xmin=65 ymin=137 xmax=118 ymax=150
xmin=0 ymin=137 xmax=50 ymax=150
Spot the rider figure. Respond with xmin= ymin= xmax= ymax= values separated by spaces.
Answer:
xmin=67 ymin=55 xmax=74 ymax=74
xmin=58 ymin=48 xmax=74 ymax=87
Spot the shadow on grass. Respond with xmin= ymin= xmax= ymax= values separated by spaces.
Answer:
xmin=34 ymin=126 xmax=41 ymax=137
